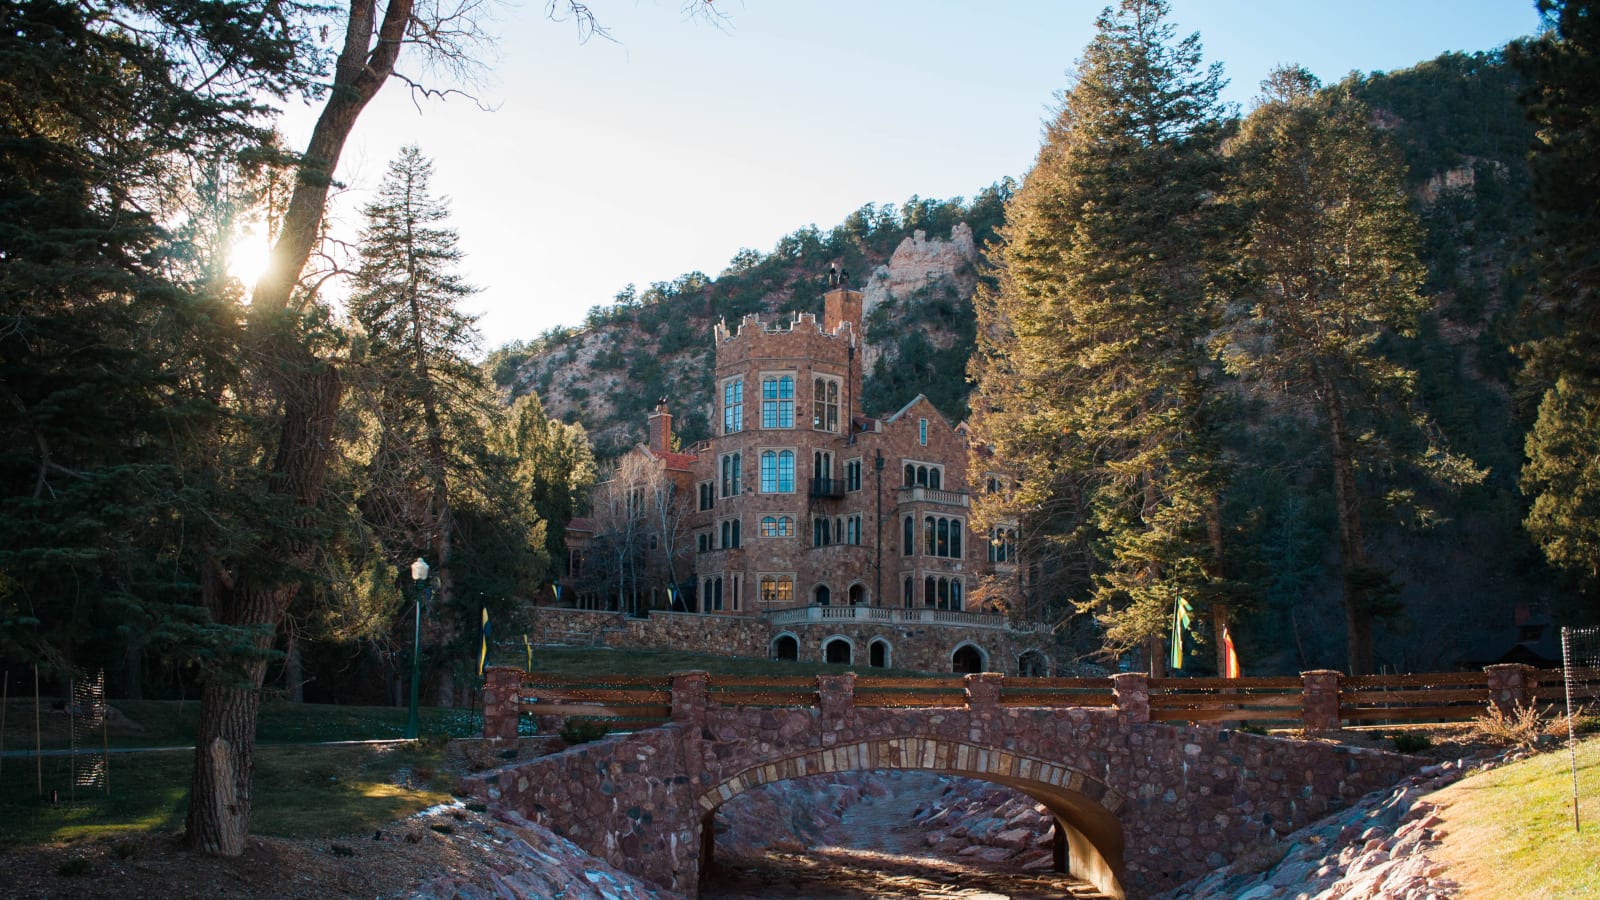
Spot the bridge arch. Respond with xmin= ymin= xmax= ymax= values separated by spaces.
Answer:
xmin=696 ymin=737 xmax=1127 ymax=898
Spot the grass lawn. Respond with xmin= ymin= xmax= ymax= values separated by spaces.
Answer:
xmin=0 ymin=742 xmax=451 ymax=848
xmin=1431 ymin=734 xmax=1600 ymax=899
xmin=1 ymin=698 xmax=482 ymax=752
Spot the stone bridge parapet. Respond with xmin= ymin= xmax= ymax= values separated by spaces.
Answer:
xmin=471 ymin=668 xmax=1425 ymax=899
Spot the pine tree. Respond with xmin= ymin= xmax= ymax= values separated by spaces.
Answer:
xmin=1221 ymin=66 xmax=1480 ymax=675
xmin=1512 ymin=0 xmax=1600 ymax=596
xmin=349 ymin=145 xmax=496 ymax=643
xmin=968 ymin=0 xmax=1232 ymax=670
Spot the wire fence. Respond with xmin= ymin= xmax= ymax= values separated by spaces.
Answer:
xmin=1562 ymin=626 xmax=1598 ymax=832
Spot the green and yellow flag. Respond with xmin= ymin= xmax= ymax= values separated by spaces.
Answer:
xmin=1170 ymin=595 xmax=1192 ymax=670
xmin=477 ymin=607 xmax=490 ymax=677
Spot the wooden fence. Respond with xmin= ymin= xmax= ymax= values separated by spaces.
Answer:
xmin=482 ymin=663 xmax=1580 ymax=740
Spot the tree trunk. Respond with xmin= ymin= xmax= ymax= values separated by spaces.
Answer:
xmin=1320 ymin=378 xmax=1374 ymax=675
xmin=1206 ymin=496 xmax=1230 ymax=676
xmin=284 ymin=632 xmax=303 ymax=704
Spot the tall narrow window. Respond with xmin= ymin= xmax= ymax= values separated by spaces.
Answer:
xmin=903 ymin=463 xmax=915 ymax=487
xmin=761 ymin=375 xmax=794 ymax=428
xmin=761 ymin=450 xmax=795 ymax=493
xmin=903 ymin=516 xmax=914 ymax=556
xmin=722 ymin=379 xmax=744 ymax=434
xmin=903 ymin=576 xmax=914 ymax=608
xmin=813 ymin=377 xmax=840 ymax=432
xmin=778 ymin=449 xmax=795 ymax=492
xmin=720 ymin=452 xmax=742 ymax=497
xmin=698 ymin=481 xmax=714 ymax=511
xmin=918 ymin=418 xmax=928 ymax=445
xmin=845 ymin=459 xmax=862 ymax=492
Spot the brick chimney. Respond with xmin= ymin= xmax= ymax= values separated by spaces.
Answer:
xmin=823 ymin=287 xmax=863 ymax=336
xmin=647 ymin=401 xmax=672 ymax=454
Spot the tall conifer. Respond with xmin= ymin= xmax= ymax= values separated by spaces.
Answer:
xmin=969 ymin=0 xmax=1232 ymax=669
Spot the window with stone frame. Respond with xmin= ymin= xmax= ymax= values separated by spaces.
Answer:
xmin=845 ymin=514 xmax=862 ymax=545
xmin=922 ymin=574 xmax=965 ymax=610
xmin=729 ymin=573 xmax=741 ymax=611
xmin=722 ymin=378 xmax=744 ymax=434
xmin=812 ymin=376 xmax=840 ymax=432
xmin=923 ymin=515 xmax=964 ymax=558
xmin=918 ymin=417 xmax=928 ymax=445
xmin=988 ymin=525 xmax=1018 ymax=563
xmin=703 ymin=575 xmax=724 ymax=611
xmin=720 ymin=452 xmax=742 ymax=497
xmin=845 ymin=458 xmax=862 ymax=492
xmin=902 ymin=461 xmax=944 ymax=489
xmin=719 ymin=517 xmax=741 ymax=549
xmin=698 ymin=480 xmax=715 ymax=511
xmin=761 ymin=374 xmax=795 ymax=428
xmin=759 ymin=574 xmax=794 ymax=606
xmin=760 ymin=449 xmax=796 ymax=493
xmin=760 ymin=515 xmax=795 ymax=538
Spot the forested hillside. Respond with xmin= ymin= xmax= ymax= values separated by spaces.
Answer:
xmin=492 ymin=48 xmax=1576 ymax=673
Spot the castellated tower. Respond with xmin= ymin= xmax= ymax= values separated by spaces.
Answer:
xmin=688 ymin=287 xmax=997 ymax=630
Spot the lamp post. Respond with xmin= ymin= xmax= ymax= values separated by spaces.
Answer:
xmin=406 ymin=556 xmax=430 ymax=740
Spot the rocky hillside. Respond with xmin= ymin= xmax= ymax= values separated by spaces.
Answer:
xmin=489 ymin=191 xmax=1005 ymax=459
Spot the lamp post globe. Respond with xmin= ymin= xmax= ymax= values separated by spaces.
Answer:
xmin=406 ymin=557 xmax=430 ymax=740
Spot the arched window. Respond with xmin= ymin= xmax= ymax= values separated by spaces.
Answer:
xmin=762 ymin=516 xmax=777 ymax=537
xmin=903 ymin=516 xmax=914 ymax=555
xmin=903 ymin=463 xmax=915 ymax=487
xmin=924 ymin=575 xmax=935 ymax=608
xmin=814 ymin=584 xmax=831 ymax=606
xmin=950 ymin=579 xmax=963 ymax=609
xmin=903 ymin=576 xmax=914 ymax=608
xmin=848 ymin=583 xmax=866 ymax=605
xmin=772 ymin=634 xmax=799 ymax=661
xmin=950 ymin=524 xmax=961 ymax=558
xmin=924 ymin=516 xmax=935 ymax=556
xmin=824 ymin=638 xmax=852 ymax=665
xmin=916 ymin=465 xmax=929 ymax=487
xmin=929 ymin=467 xmax=941 ymax=490
xmin=937 ymin=518 xmax=950 ymax=557
xmin=778 ymin=450 xmax=794 ymax=492
xmin=936 ymin=577 xmax=949 ymax=608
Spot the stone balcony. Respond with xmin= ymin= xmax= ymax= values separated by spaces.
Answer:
xmin=897 ymin=486 xmax=971 ymax=507
xmin=765 ymin=603 xmax=1045 ymax=633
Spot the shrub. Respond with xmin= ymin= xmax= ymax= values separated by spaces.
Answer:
xmin=1393 ymin=732 xmax=1434 ymax=754
xmin=1472 ymin=702 xmax=1545 ymax=749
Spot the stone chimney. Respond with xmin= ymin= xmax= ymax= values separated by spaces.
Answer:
xmin=647 ymin=401 xmax=672 ymax=454
xmin=823 ymin=287 xmax=863 ymax=337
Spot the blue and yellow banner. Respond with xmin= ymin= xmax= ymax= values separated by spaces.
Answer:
xmin=477 ymin=607 xmax=491 ymax=677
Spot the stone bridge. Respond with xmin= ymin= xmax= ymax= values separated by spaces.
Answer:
xmin=471 ymin=669 xmax=1419 ymax=899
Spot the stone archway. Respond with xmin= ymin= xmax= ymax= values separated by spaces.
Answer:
xmin=696 ymin=737 xmax=1127 ymax=899
xmin=771 ymin=633 xmax=799 ymax=661
xmin=814 ymin=584 xmax=832 ymax=606
xmin=1018 ymin=649 xmax=1050 ymax=677
xmin=869 ymin=638 xmax=891 ymax=668
xmin=952 ymin=642 xmax=986 ymax=674
xmin=823 ymin=636 xmax=853 ymax=665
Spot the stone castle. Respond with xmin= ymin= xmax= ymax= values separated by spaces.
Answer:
xmin=555 ymin=286 xmax=1049 ymax=675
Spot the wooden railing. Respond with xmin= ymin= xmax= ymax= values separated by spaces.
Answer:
xmin=1148 ymin=676 xmax=1303 ymax=724
xmin=479 ymin=664 xmax=1568 ymax=740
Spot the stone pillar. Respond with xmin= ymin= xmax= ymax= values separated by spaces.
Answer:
xmin=965 ymin=672 xmax=1005 ymax=709
xmin=817 ymin=673 xmax=856 ymax=720
xmin=671 ymin=670 xmax=711 ymax=727
xmin=1111 ymin=673 xmax=1149 ymax=724
xmin=1485 ymin=663 xmax=1535 ymax=714
xmin=482 ymin=666 xmax=522 ymax=742
xmin=1301 ymin=670 xmax=1343 ymax=733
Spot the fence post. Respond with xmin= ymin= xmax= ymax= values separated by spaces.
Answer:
xmin=1301 ymin=670 xmax=1342 ymax=732
xmin=965 ymin=672 xmax=1005 ymax=710
xmin=1111 ymin=673 xmax=1149 ymax=724
xmin=817 ymin=673 xmax=857 ymax=720
xmin=1484 ymin=663 xmax=1535 ymax=714
xmin=671 ymin=670 xmax=711 ymax=727
xmin=482 ymin=666 xmax=522 ymax=743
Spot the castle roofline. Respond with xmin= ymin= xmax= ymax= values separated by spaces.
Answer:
xmin=883 ymin=394 xmax=955 ymax=431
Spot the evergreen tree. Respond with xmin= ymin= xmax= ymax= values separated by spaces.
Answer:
xmin=1222 ymin=66 xmax=1480 ymax=674
xmin=500 ymin=393 xmax=597 ymax=566
xmin=1512 ymin=0 xmax=1600 ymax=599
xmin=968 ymin=0 xmax=1232 ymax=670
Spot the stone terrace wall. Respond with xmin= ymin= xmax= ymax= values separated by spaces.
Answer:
xmin=532 ymin=608 xmax=1050 ymax=675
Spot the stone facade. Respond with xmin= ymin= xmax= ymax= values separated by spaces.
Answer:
xmin=473 ymin=668 xmax=1420 ymax=899
xmin=560 ymin=286 xmax=1035 ymax=675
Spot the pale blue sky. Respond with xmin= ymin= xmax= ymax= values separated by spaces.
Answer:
xmin=274 ymin=1 xmax=1543 ymax=352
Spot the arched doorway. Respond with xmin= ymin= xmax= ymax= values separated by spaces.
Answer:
xmin=869 ymin=638 xmax=890 ymax=668
xmin=1018 ymin=650 xmax=1050 ymax=678
xmin=814 ymin=584 xmax=831 ymax=606
xmin=848 ymin=583 xmax=867 ymax=605
xmin=952 ymin=643 xmax=986 ymax=674
xmin=772 ymin=634 xmax=799 ymax=661
xmin=824 ymin=637 xmax=852 ymax=665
